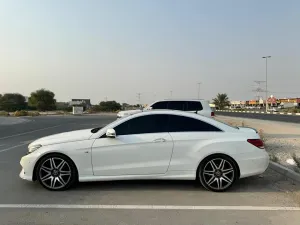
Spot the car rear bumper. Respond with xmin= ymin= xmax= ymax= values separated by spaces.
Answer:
xmin=236 ymin=150 xmax=269 ymax=178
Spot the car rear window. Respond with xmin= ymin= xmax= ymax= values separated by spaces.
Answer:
xmin=168 ymin=115 xmax=221 ymax=132
xmin=185 ymin=101 xmax=203 ymax=111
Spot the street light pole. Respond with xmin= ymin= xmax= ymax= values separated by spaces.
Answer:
xmin=262 ymin=56 xmax=271 ymax=112
xmin=197 ymin=82 xmax=201 ymax=99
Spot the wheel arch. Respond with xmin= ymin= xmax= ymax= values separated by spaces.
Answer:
xmin=32 ymin=152 xmax=79 ymax=181
xmin=196 ymin=153 xmax=241 ymax=180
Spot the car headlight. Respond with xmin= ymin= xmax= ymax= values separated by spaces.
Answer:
xmin=28 ymin=144 xmax=42 ymax=154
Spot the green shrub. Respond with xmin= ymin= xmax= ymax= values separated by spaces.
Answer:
xmin=27 ymin=111 xmax=40 ymax=116
xmin=0 ymin=111 xmax=9 ymax=116
xmin=14 ymin=110 xmax=28 ymax=116
xmin=292 ymin=108 xmax=300 ymax=113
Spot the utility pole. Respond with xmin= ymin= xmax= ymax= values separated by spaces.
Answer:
xmin=197 ymin=82 xmax=201 ymax=99
xmin=252 ymin=81 xmax=265 ymax=100
xmin=170 ymin=90 xmax=172 ymax=99
xmin=262 ymin=56 xmax=271 ymax=112
xmin=137 ymin=93 xmax=141 ymax=106
xmin=105 ymin=97 xmax=107 ymax=101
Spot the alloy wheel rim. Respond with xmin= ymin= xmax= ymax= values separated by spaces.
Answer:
xmin=202 ymin=158 xmax=235 ymax=190
xmin=39 ymin=157 xmax=71 ymax=189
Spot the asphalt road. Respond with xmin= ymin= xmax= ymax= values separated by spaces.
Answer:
xmin=216 ymin=111 xmax=300 ymax=123
xmin=0 ymin=115 xmax=299 ymax=225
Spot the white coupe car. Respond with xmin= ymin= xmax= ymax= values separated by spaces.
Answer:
xmin=20 ymin=110 xmax=269 ymax=192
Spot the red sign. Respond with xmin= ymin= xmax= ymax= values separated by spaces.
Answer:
xmin=267 ymin=96 xmax=277 ymax=104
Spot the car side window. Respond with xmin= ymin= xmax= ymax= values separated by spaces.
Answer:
xmin=168 ymin=115 xmax=221 ymax=132
xmin=114 ymin=120 xmax=130 ymax=136
xmin=186 ymin=101 xmax=203 ymax=111
xmin=151 ymin=101 xmax=168 ymax=109
xmin=167 ymin=101 xmax=185 ymax=110
xmin=114 ymin=114 xmax=168 ymax=135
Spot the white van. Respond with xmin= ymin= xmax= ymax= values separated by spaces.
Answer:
xmin=117 ymin=99 xmax=214 ymax=118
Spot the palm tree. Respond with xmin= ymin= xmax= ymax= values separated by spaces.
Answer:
xmin=213 ymin=93 xmax=230 ymax=110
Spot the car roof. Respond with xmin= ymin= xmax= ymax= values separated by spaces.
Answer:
xmin=154 ymin=99 xmax=206 ymax=102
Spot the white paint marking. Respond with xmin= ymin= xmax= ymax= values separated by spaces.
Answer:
xmin=0 ymin=204 xmax=299 ymax=211
xmin=0 ymin=144 xmax=6 ymax=147
xmin=0 ymin=125 xmax=61 ymax=140
xmin=0 ymin=143 xmax=28 ymax=153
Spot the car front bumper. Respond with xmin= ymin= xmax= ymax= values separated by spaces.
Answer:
xmin=19 ymin=153 xmax=38 ymax=181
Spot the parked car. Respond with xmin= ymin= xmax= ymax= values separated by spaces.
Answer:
xmin=117 ymin=99 xmax=214 ymax=118
xmin=20 ymin=110 xmax=269 ymax=192
xmin=268 ymin=107 xmax=279 ymax=112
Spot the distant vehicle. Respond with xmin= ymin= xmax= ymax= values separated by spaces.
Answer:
xmin=278 ymin=105 xmax=284 ymax=109
xmin=268 ymin=107 xmax=278 ymax=112
xmin=20 ymin=110 xmax=269 ymax=192
xmin=282 ymin=103 xmax=297 ymax=109
xmin=117 ymin=99 xmax=214 ymax=118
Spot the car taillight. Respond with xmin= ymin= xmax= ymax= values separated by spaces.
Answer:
xmin=211 ymin=112 xmax=215 ymax=117
xmin=247 ymin=139 xmax=264 ymax=149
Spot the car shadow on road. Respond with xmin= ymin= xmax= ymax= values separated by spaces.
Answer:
xmin=72 ymin=169 xmax=300 ymax=193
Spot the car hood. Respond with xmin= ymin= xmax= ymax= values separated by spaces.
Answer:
xmin=29 ymin=128 xmax=94 ymax=146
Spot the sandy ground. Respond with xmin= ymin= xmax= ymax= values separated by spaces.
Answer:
xmin=216 ymin=116 xmax=300 ymax=172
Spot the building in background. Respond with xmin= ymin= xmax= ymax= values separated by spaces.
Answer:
xmin=69 ymin=99 xmax=92 ymax=110
xmin=229 ymin=96 xmax=300 ymax=109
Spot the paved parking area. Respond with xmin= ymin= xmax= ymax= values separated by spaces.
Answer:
xmin=0 ymin=115 xmax=299 ymax=224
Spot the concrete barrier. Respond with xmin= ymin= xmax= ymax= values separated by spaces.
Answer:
xmin=216 ymin=110 xmax=300 ymax=116
xmin=269 ymin=162 xmax=300 ymax=183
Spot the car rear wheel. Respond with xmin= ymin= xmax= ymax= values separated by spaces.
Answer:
xmin=36 ymin=154 xmax=77 ymax=191
xmin=198 ymin=155 xmax=238 ymax=192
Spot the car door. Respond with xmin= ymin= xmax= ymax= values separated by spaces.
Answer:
xmin=166 ymin=115 xmax=222 ymax=171
xmin=91 ymin=114 xmax=174 ymax=176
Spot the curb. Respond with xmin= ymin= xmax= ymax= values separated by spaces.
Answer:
xmin=269 ymin=162 xmax=300 ymax=183
xmin=216 ymin=110 xmax=300 ymax=116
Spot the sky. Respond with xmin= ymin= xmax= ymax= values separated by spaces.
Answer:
xmin=1 ymin=0 xmax=300 ymax=105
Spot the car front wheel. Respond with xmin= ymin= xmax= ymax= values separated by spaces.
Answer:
xmin=36 ymin=154 xmax=77 ymax=191
xmin=198 ymin=155 xmax=238 ymax=192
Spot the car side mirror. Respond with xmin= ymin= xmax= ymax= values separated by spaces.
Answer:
xmin=106 ymin=128 xmax=116 ymax=138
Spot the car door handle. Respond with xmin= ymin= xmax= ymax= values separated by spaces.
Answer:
xmin=153 ymin=138 xmax=166 ymax=142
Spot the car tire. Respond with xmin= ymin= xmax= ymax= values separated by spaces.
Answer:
xmin=36 ymin=154 xmax=77 ymax=191
xmin=198 ymin=155 xmax=238 ymax=192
